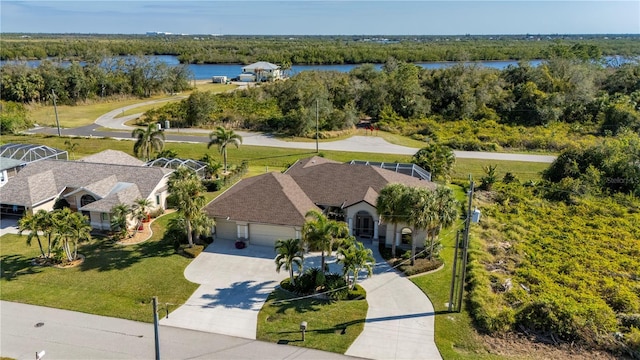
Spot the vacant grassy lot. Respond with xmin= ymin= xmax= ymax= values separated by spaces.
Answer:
xmin=0 ymin=212 xmax=198 ymax=322
xmin=257 ymin=288 xmax=367 ymax=354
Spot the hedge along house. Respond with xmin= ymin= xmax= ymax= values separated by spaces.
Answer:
xmin=0 ymin=150 xmax=172 ymax=231
xmin=203 ymin=156 xmax=436 ymax=248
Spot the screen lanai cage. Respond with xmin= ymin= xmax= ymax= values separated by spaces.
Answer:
xmin=145 ymin=158 xmax=208 ymax=178
xmin=0 ymin=143 xmax=68 ymax=163
xmin=349 ymin=160 xmax=432 ymax=181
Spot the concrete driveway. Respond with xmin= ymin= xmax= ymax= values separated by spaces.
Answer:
xmin=160 ymin=239 xmax=288 ymax=339
xmin=345 ymin=243 xmax=442 ymax=360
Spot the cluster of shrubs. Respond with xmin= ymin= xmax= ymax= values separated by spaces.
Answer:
xmin=202 ymin=160 xmax=249 ymax=191
xmin=378 ymin=243 xmax=443 ymax=276
xmin=280 ymin=267 xmax=366 ymax=301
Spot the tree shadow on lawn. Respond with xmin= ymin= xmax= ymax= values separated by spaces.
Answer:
xmin=0 ymin=254 xmax=44 ymax=281
xmin=78 ymin=236 xmax=177 ymax=272
xmin=200 ymin=280 xmax=277 ymax=310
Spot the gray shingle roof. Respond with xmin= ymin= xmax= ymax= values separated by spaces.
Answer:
xmin=79 ymin=150 xmax=145 ymax=167
xmin=203 ymin=172 xmax=319 ymax=227
xmin=0 ymin=159 xmax=170 ymax=209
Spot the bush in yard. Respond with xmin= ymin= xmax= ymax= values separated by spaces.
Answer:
xmin=325 ymin=273 xmax=349 ymax=300
xmin=182 ymin=244 xmax=204 ymax=258
xmin=348 ymin=285 xmax=366 ymax=300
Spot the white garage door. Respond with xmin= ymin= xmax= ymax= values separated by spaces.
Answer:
xmin=215 ymin=219 xmax=236 ymax=241
xmin=250 ymin=224 xmax=294 ymax=247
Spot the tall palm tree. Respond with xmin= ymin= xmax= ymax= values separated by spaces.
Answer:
xmin=428 ymin=186 xmax=459 ymax=259
xmin=18 ymin=210 xmax=47 ymax=258
xmin=302 ymin=210 xmax=349 ymax=272
xmin=376 ymin=183 xmax=410 ymax=258
xmin=200 ymin=153 xmax=223 ymax=179
xmin=407 ymin=187 xmax=435 ymax=265
xmin=168 ymin=168 xmax=207 ymax=247
xmin=132 ymin=122 xmax=165 ymax=161
xmin=207 ymin=126 xmax=243 ymax=173
xmin=274 ymin=238 xmax=304 ymax=286
xmin=68 ymin=211 xmax=92 ymax=260
xmin=190 ymin=212 xmax=215 ymax=244
xmin=337 ymin=237 xmax=374 ymax=289
xmin=52 ymin=208 xmax=90 ymax=262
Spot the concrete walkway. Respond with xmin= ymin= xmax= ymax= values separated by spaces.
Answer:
xmin=1 ymin=301 xmax=359 ymax=360
xmin=345 ymin=243 xmax=442 ymax=360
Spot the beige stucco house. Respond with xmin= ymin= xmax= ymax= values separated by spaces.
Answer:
xmin=239 ymin=61 xmax=283 ymax=82
xmin=203 ymin=156 xmax=436 ymax=248
xmin=0 ymin=150 xmax=172 ymax=231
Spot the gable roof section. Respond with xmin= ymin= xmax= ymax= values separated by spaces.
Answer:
xmin=79 ymin=150 xmax=145 ymax=167
xmin=203 ymin=172 xmax=318 ymax=227
xmin=80 ymin=183 xmax=142 ymax=212
xmin=288 ymin=162 xmax=436 ymax=208
xmin=0 ymin=160 xmax=170 ymax=209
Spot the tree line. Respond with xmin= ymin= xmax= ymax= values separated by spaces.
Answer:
xmin=2 ymin=34 xmax=639 ymax=64
xmin=147 ymin=57 xmax=639 ymax=151
xmin=0 ymin=56 xmax=192 ymax=104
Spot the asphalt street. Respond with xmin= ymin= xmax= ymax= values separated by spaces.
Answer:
xmin=0 ymin=301 xmax=360 ymax=360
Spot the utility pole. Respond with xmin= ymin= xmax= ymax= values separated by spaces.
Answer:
xmin=456 ymin=176 xmax=475 ymax=312
xmin=315 ymin=99 xmax=319 ymax=153
xmin=152 ymin=296 xmax=160 ymax=360
xmin=51 ymin=89 xmax=61 ymax=137
xmin=448 ymin=230 xmax=462 ymax=312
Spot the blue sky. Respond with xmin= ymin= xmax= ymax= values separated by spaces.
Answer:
xmin=1 ymin=1 xmax=639 ymax=35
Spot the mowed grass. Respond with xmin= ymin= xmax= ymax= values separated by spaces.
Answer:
xmin=0 ymin=212 xmax=198 ymax=323
xmin=410 ymin=185 xmax=503 ymax=360
xmin=1 ymin=134 xmax=549 ymax=183
xmin=27 ymin=83 xmax=237 ymax=128
xmin=257 ymin=288 xmax=367 ymax=354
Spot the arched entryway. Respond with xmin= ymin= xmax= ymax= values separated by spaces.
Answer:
xmin=401 ymin=227 xmax=413 ymax=247
xmin=80 ymin=194 xmax=96 ymax=207
xmin=354 ymin=210 xmax=374 ymax=239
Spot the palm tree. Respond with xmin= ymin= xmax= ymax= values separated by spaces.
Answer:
xmin=190 ymin=212 xmax=215 ymax=244
xmin=52 ymin=208 xmax=90 ymax=262
xmin=131 ymin=198 xmax=152 ymax=234
xmin=168 ymin=168 xmax=207 ymax=247
xmin=302 ymin=210 xmax=349 ymax=272
xmin=200 ymin=153 xmax=223 ymax=179
xmin=274 ymin=238 xmax=304 ymax=286
xmin=18 ymin=210 xmax=48 ymax=258
xmin=132 ymin=122 xmax=165 ymax=161
xmin=110 ymin=203 xmax=131 ymax=239
xmin=406 ymin=187 xmax=435 ymax=266
xmin=64 ymin=139 xmax=79 ymax=160
xmin=376 ymin=183 xmax=410 ymax=258
xmin=67 ymin=211 xmax=92 ymax=260
xmin=337 ymin=237 xmax=374 ymax=289
xmin=207 ymin=126 xmax=243 ymax=173
xmin=428 ymin=186 xmax=459 ymax=259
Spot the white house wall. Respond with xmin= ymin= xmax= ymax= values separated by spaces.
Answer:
xmin=345 ymin=202 xmax=380 ymax=240
xmin=383 ymin=223 xmax=428 ymax=249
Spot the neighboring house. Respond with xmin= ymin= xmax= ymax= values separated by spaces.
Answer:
xmin=0 ymin=150 xmax=172 ymax=231
xmin=0 ymin=143 xmax=68 ymax=187
xmin=203 ymin=156 xmax=436 ymax=248
xmin=239 ymin=61 xmax=282 ymax=82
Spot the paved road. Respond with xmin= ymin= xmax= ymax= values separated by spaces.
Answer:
xmin=25 ymin=99 xmax=557 ymax=162
xmin=0 ymin=301 xmax=360 ymax=360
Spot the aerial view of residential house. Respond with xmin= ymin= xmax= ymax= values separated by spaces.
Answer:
xmin=203 ymin=156 xmax=435 ymax=248
xmin=238 ymin=61 xmax=283 ymax=82
xmin=0 ymin=149 xmax=172 ymax=231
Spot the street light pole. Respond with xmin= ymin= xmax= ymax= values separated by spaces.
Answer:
xmin=51 ymin=89 xmax=61 ymax=137
xmin=152 ymin=296 xmax=160 ymax=360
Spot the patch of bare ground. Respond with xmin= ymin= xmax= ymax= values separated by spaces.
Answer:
xmin=481 ymin=333 xmax=626 ymax=360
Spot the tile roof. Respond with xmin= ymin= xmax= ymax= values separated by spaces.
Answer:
xmin=0 ymin=160 xmax=170 ymax=209
xmin=79 ymin=150 xmax=145 ymax=167
xmin=203 ymin=172 xmax=319 ymax=227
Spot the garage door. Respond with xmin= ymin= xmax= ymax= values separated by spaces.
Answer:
xmin=215 ymin=219 xmax=236 ymax=241
xmin=249 ymin=224 xmax=294 ymax=247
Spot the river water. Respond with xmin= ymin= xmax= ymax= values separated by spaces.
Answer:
xmin=2 ymin=55 xmax=634 ymax=80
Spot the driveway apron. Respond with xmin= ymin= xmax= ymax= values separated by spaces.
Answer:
xmin=160 ymin=239 xmax=288 ymax=339
xmin=345 ymin=243 xmax=442 ymax=360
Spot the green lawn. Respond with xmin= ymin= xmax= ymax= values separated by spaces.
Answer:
xmin=409 ymin=186 xmax=503 ymax=360
xmin=257 ymin=288 xmax=367 ymax=354
xmin=0 ymin=212 xmax=198 ymax=322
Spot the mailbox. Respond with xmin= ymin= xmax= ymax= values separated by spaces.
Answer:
xmin=300 ymin=321 xmax=307 ymax=331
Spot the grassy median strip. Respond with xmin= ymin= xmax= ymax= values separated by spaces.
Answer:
xmin=0 ymin=212 xmax=198 ymax=323
xmin=257 ymin=288 xmax=367 ymax=354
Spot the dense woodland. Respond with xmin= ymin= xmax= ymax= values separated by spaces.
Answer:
xmin=1 ymin=34 xmax=639 ymax=64
xmin=140 ymin=53 xmax=640 ymax=151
